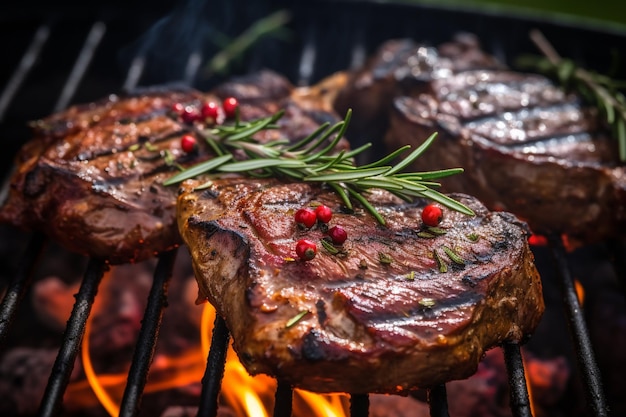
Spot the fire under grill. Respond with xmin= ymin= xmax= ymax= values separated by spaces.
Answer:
xmin=1 ymin=1 xmax=625 ymax=416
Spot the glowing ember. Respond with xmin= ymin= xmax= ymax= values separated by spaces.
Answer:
xmin=528 ymin=234 xmax=548 ymax=246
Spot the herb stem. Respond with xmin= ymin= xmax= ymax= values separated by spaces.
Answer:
xmin=165 ymin=110 xmax=475 ymax=223
xmin=528 ymin=29 xmax=626 ymax=161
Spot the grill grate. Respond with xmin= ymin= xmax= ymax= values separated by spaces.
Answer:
xmin=548 ymin=236 xmax=608 ymax=417
xmin=1 ymin=1 xmax=624 ymax=416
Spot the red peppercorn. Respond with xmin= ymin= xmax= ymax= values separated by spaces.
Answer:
xmin=327 ymin=225 xmax=347 ymax=245
xmin=294 ymin=208 xmax=317 ymax=228
xmin=295 ymin=239 xmax=317 ymax=261
xmin=181 ymin=105 xmax=200 ymax=123
xmin=171 ymin=102 xmax=185 ymax=115
xmin=314 ymin=205 xmax=332 ymax=223
xmin=201 ymin=101 xmax=220 ymax=123
xmin=421 ymin=204 xmax=443 ymax=227
xmin=180 ymin=134 xmax=197 ymax=153
xmin=223 ymin=97 xmax=239 ymax=118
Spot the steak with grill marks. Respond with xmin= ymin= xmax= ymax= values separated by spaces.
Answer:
xmin=332 ymin=34 xmax=625 ymax=243
xmin=383 ymin=65 xmax=626 ymax=244
xmin=0 ymin=70 xmax=346 ymax=264
xmin=177 ymin=177 xmax=544 ymax=393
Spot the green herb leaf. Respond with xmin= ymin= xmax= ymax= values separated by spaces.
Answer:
xmin=442 ymin=246 xmax=465 ymax=265
xmin=163 ymin=109 xmax=475 ymax=223
xmin=285 ymin=310 xmax=310 ymax=328
xmin=320 ymin=239 xmax=340 ymax=255
xmin=163 ymin=154 xmax=233 ymax=186
xmin=378 ymin=252 xmax=393 ymax=265
xmin=433 ymin=249 xmax=448 ymax=273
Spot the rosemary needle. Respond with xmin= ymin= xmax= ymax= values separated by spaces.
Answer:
xmin=517 ymin=29 xmax=626 ymax=162
xmin=164 ymin=109 xmax=475 ymax=224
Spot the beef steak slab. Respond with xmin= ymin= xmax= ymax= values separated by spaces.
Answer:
xmin=384 ymin=66 xmax=626 ymax=244
xmin=333 ymin=34 xmax=626 ymax=243
xmin=177 ymin=177 xmax=544 ymax=393
xmin=0 ymin=70 xmax=345 ymax=264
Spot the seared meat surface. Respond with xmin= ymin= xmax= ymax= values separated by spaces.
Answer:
xmin=384 ymin=66 xmax=626 ymax=244
xmin=0 ymin=70 xmax=345 ymax=264
xmin=333 ymin=34 xmax=503 ymax=153
xmin=334 ymin=34 xmax=625 ymax=243
xmin=177 ymin=177 xmax=544 ymax=393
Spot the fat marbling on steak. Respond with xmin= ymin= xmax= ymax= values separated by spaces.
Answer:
xmin=177 ymin=177 xmax=544 ymax=393
xmin=0 ymin=70 xmax=346 ymax=264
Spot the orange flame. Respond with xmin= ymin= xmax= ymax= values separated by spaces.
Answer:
xmin=79 ymin=272 xmax=349 ymax=417
xmin=574 ymin=279 xmax=585 ymax=306
xmin=199 ymin=303 xmax=349 ymax=417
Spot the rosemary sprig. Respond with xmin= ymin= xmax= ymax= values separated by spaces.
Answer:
xmin=164 ymin=109 xmax=474 ymax=224
xmin=517 ymin=29 xmax=626 ymax=161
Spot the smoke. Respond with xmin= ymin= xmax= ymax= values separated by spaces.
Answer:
xmin=118 ymin=0 xmax=286 ymax=88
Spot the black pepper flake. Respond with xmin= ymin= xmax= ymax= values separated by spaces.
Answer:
xmin=302 ymin=330 xmax=326 ymax=361
xmin=462 ymin=276 xmax=477 ymax=287
xmin=315 ymin=300 xmax=327 ymax=325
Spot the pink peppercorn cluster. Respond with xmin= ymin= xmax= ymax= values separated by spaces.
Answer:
xmin=293 ymin=204 xmax=348 ymax=261
xmin=172 ymin=96 xmax=240 ymax=153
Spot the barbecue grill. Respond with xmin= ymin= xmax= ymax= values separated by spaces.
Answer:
xmin=1 ymin=0 xmax=625 ymax=416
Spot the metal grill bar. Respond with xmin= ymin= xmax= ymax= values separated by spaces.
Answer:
xmin=350 ymin=394 xmax=369 ymax=417
xmin=428 ymin=385 xmax=449 ymax=417
xmin=53 ymin=21 xmax=106 ymax=112
xmin=273 ymin=380 xmax=293 ymax=417
xmin=123 ymin=55 xmax=147 ymax=92
xmin=119 ymin=249 xmax=178 ymax=417
xmin=548 ymin=235 xmax=609 ymax=417
xmin=297 ymin=21 xmax=316 ymax=86
xmin=0 ymin=24 xmax=50 ymax=122
xmin=38 ymin=258 xmax=107 ymax=417
xmin=198 ymin=314 xmax=230 ymax=417
xmin=503 ymin=342 xmax=533 ymax=417
xmin=0 ymin=232 xmax=46 ymax=343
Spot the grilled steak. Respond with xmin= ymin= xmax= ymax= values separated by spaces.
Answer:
xmin=177 ymin=177 xmax=544 ymax=393
xmin=383 ymin=64 xmax=626 ymax=244
xmin=0 ymin=70 xmax=345 ymax=264
xmin=332 ymin=34 xmax=625 ymax=243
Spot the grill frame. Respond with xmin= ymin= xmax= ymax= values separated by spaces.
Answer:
xmin=1 ymin=1 xmax=624 ymax=416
